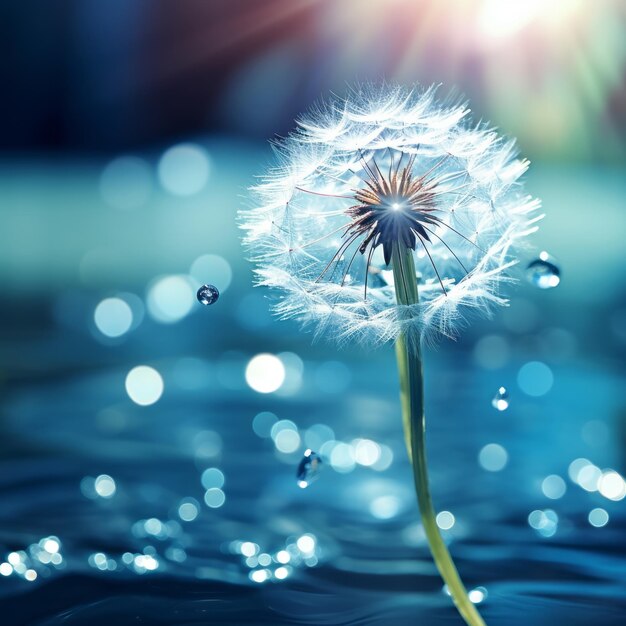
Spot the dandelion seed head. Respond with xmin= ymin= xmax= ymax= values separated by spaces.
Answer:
xmin=240 ymin=84 xmax=541 ymax=347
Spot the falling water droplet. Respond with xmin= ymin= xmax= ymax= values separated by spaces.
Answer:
xmin=526 ymin=252 xmax=560 ymax=289
xmin=491 ymin=387 xmax=509 ymax=411
xmin=296 ymin=449 xmax=322 ymax=488
xmin=197 ymin=284 xmax=220 ymax=305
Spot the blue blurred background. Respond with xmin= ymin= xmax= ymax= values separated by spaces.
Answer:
xmin=1 ymin=2 xmax=625 ymax=625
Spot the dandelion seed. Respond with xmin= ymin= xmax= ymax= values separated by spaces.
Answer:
xmin=239 ymin=84 xmax=542 ymax=626
xmin=240 ymin=84 xmax=541 ymax=348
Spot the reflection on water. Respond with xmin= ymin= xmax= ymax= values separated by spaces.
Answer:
xmin=0 ymin=324 xmax=625 ymax=625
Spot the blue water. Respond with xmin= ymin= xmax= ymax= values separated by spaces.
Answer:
xmin=1 ymin=301 xmax=624 ymax=626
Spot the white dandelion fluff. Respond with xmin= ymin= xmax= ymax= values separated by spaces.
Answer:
xmin=240 ymin=84 xmax=545 ymax=626
xmin=240 ymin=84 xmax=542 ymax=347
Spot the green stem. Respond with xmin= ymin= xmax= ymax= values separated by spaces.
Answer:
xmin=391 ymin=243 xmax=486 ymax=626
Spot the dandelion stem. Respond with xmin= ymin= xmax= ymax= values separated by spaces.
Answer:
xmin=391 ymin=243 xmax=487 ymax=626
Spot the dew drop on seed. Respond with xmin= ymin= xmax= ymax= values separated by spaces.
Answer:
xmin=526 ymin=252 xmax=560 ymax=289
xmin=296 ymin=449 xmax=322 ymax=488
xmin=197 ymin=284 xmax=220 ymax=306
xmin=491 ymin=386 xmax=509 ymax=411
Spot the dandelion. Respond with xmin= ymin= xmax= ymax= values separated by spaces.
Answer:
xmin=240 ymin=84 xmax=542 ymax=626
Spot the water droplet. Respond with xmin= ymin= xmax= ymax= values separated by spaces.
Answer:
xmin=196 ymin=284 xmax=220 ymax=306
xmin=491 ymin=386 xmax=509 ymax=411
xmin=526 ymin=252 xmax=560 ymax=289
xmin=296 ymin=449 xmax=322 ymax=488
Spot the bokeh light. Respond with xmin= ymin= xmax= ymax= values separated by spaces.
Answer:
xmin=125 ymin=365 xmax=164 ymax=406
xmin=304 ymin=424 xmax=335 ymax=450
xmin=468 ymin=587 xmax=488 ymax=604
xmin=276 ymin=351 xmax=304 ymax=395
xmin=478 ymin=443 xmax=508 ymax=472
xmin=252 ymin=411 xmax=278 ymax=438
xmin=178 ymin=498 xmax=200 ymax=522
xmin=436 ymin=511 xmax=455 ymax=530
xmin=0 ymin=563 xmax=12 ymax=577
xmin=146 ymin=275 xmax=195 ymax=324
xmin=245 ymin=354 xmax=286 ymax=393
xmin=329 ymin=442 xmax=356 ymax=474
xmin=94 ymin=297 xmax=133 ymax=338
xmin=157 ymin=143 xmax=211 ymax=196
xmin=588 ymin=508 xmax=609 ymax=528
xmin=370 ymin=495 xmax=401 ymax=520
xmin=189 ymin=254 xmax=233 ymax=293
xmin=353 ymin=439 xmax=381 ymax=467
xmin=204 ymin=487 xmax=226 ymax=508
xmin=272 ymin=421 xmax=301 ymax=454
xmin=296 ymin=535 xmax=316 ymax=554
xmin=99 ymin=156 xmax=152 ymax=210
xmin=528 ymin=509 xmax=559 ymax=537
xmin=201 ymin=467 xmax=225 ymax=489
xmin=541 ymin=475 xmax=567 ymax=500
xmin=517 ymin=361 xmax=554 ymax=397
xmin=598 ymin=470 xmax=626 ymax=501
xmin=94 ymin=474 xmax=117 ymax=498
